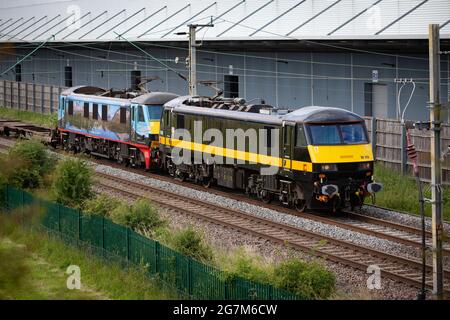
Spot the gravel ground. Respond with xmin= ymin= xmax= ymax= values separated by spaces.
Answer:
xmin=362 ymin=205 xmax=450 ymax=234
xmin=0 ymin=137 xmax=441 ymax=299
xmin=95 ymin=164 xmax=449 ymax=267
xmin=95 ymin=184 xmax=426 ymax=300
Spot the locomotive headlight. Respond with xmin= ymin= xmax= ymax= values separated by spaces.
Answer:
xmin=358 ymin=162 xmax=372 ymax=170
xmin=320 ymin=164 xmax=337 ymax=172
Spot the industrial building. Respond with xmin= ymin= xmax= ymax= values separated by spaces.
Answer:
xmin=0 ymin=0 xmax=449 ymax=120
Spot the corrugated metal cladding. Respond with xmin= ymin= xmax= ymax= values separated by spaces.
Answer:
xmin=0 ymin=0 xmax=449 ymax=41
xmin=0 ymin=0 xmax=449 ymax=122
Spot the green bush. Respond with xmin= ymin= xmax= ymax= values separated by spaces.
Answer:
xmin=272 ymin=257 xmax=335 ymax=299
xmin=219 ymin=247 xmax=272 ymax=284
xmin=111 ymin=198 xmax=165 ymax=233
xmin=172 ymin=226 xmax=213 ymax=263
xmin=52 ymin=158 xmax=92 ymax=207
xmin=5 ymin=139 xmax=53 ymax=189
xmin=83 ymin=194 xmax=122 ymax=217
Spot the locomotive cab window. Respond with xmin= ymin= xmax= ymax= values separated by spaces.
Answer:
xmin=162 ymin=110 xmax=170 ymax=128
xmin=101 ymin=104 xmax=108 ymax=121
xmin=147 ymin=105 xmax=163 ymax=120
xmin=340 ymin=123 xmax=367 ymax=144
xmin=295 ymin=125 xmax=307 ymax=147
xmin=92 ymin=103 xmax=98 ymax=120
xmin=177 ymin=114 xmax=185 ymax=129
xmin=67 ymin=100 xmax=73 ymax=115
xmin=283 ymin=125 xmax=292 ymax=146
xmin=120 ymin=107 xmax=126 ymax=124
xmin=307 ymin=123 xmax=368 ymax=145
xmin=138 ymin=105 xmax=145 ymax=122
xmin=83 ymin=102 xmax=89 ymax=118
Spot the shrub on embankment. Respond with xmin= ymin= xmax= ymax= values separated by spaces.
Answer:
xmin=272 ymin=257 xmax=336 ymax=299
xmin=171 ymin=226 xmax=213 ymax=263
xmin=0 ymin=139 xmax=54 ymax=189
xmin=83 ymin=192 xmax=336 ymax=299
xmin=0 ymin=132 xmax=335 ymax=299
xmin=52 ymin=158 xmax=93 ymax=208
xmin=110 ymin=198 xmax=166 ymax=233
xmin=83 ymin=193 xmax=122 ymax=217
xmin=219 ymin=247 xmax=336 ymax=300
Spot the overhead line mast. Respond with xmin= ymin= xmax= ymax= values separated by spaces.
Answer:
xmin=428 ymin=23 xmax=444 ymax=300
xmin=176 ymin=20 xmax=214 ymax=96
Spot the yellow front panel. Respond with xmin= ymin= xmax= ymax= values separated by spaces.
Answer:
xmin=149 ymin=121 xmax=160 ymax=135
xmin=307 ymin=144 xmax=373 ymax=163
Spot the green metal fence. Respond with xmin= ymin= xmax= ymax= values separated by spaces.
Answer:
xmin=2 ymin=185 xmax=302 ymax=300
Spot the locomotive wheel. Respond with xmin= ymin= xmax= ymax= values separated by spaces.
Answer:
xmin=167 ymin=161 xmax=175 ymax=177
xmin=202 ymin=177 xmax=212 ymax=188
xmin=175 ymin=170 xmax=186 ymax=182
xmin=294 ymin=199 xmax=307 ymax=212
xmin=261 ymin=191 xmax=272 ymax=204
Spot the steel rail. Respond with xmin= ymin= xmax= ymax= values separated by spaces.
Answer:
xmin=94 ymin=172 xmax=450 ymax=295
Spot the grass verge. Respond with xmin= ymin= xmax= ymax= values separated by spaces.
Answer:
xmin=373 ymin=163 xmax=450 ymax=220
xmin=0 ymin=212 xmax=180 ymax=300
xmin=0 ymin=106 xmax=57 ymax=128
xmin=0 ymin=237 xmax=106 ymax=299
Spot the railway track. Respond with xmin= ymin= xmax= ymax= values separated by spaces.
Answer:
xmin=2 ymin=129 xmax=450 ymax=294
xmin=118 ymin=166 xmax=450 ymax=256
xmin=288 ymin=210 xmax=450 ymax=256
xmin=94 ymin=171 xmax=450 ymax=295
xmin=84 ymin=154 xmax=450 ymax=255
xmin=0 ymin=133 xmax=448 ymax=256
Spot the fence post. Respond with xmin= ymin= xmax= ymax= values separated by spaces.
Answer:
xmin=32 ymin=83 xmax=36 ymax=112
xmin=155 ymin=242 xmax=159 ymax=274
xmin=4 ymin=185 xmax=8 ymax=211
xmin=102 ymin=216 xmax=105 ymax=257
xmin=3 ymin=81 xmax=6 ymax=107
xmin=126 ymin=227 xmax=130 ymax=262
xmin=17 ymin=83 xmax=21 ymax=110
xmin=50 ymin=86 xmax=53 ymax=113
xmin=224 ymin=279 xmax=229 ymax=300
xmin=188 ymin=258 xmax=192 ymax=297
xmin=10 ymin=82 xmax=13 ymax=109
xmin=25 ymin=84 xmax=28 ymax=111
xmin=41 ymin=84 xmax=44 ymax=113
xmin=401 ymin=124 xmax=407 ymax=174
xmin=78 ymin=209 xmax=82 ymax=243
xmin=21 ymin=189 xmax=24 ymax=224
xmin=57 ymin=203 xmax=61 ymax=233
xmin=371 ymin=117 xmax=377 ymax=158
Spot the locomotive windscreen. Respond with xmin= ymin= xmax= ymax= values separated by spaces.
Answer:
xmin=307 ymin=123 xmax=367 ymax=145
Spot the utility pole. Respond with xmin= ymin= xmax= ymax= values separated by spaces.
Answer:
xmin=186 ymin=21 xmax=213 ymax=96
xmin=188 ymin=25 xmax=197 ymax=96
xmin=428 ymin=23 xmax=443 ymax=300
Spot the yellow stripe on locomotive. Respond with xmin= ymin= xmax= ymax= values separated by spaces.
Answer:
xmin=307 ymin=144 xmax=373 ymax=163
